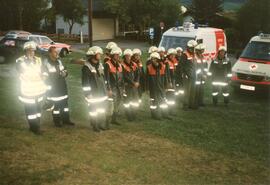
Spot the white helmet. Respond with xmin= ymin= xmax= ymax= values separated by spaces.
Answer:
xmin=157 ymin=46 xmax=165 ymax=53
xmin=86 ymin=46 xmax=103 ymax=55
xmin=175 ymin=47 xmax=183 ymax=52
xmin=23 ymin=41 xmax=37 ymax=50
xmin=218 ymin=46 xmax=227 ymax=52
xmin=106 ymin=42 xmax=117 ymax=50
xmin=148 ymin=46 xmax=158 ymax=54
xmin=187 ymin=40 xmax=198 ymax=48
xmin=150 ymin=52 xmax=160 ymax=60
xmin=195 ymin=43 xmax=206 ymax=50
xmin=167 ymin=48 xmax=177 ymax=55
xmin=123 ymin=49 xmax=133 ymax=56
xmin=132 ymin=48 xmax=142 ymax=56
xmin=110 ymin=46 xmax=122 ymax=55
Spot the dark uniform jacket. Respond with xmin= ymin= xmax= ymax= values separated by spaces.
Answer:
xmin=181 ymin=51 xmax=196 ymax=79
xmin=131 ymin=58 xmax=145 ymax=88
xmin=82 ymin=60 xmax=107 ymax=98
xmin=104 ymin=59 xmax=125 ymax=92
xmin=43 ymin=57 xmax=68 ymax=98
xmin=164 ymin=57 xmax=178 ymax=86
xmin=146 ymin=62 xmax=168 ymax=99
xmin=194 ymin=56 xmax=208 ymax=83
xmin=122 ymin=60 xmax=140 ymax=87
xmin=209 ymin=56 xmax=231 ymax=82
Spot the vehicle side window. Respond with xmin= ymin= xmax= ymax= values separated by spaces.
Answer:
xmin=40 ymin=37 xmax=52 ymax=44
xmin=29 ymin=37 xmax=40 ymax=44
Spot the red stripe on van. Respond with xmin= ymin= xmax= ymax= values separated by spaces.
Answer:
xmin=215 ymin=30 xmax=225 ymax=53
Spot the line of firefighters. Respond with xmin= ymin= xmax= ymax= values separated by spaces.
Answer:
xmin=16 ymin=40 xmax=232 ymax=134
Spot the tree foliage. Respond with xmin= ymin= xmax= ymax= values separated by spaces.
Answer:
xmin=53 ymin=0 xmax=86 ymax=34
xmin=103 ymin=0 xmax=181 ymax=32
xmin=235 ymin=0 xmax=270 ymax=46
xmin=190 ymin=0 xmax=224 ymax=25
xmin=0 ymin=0 xmax=49 ymax=31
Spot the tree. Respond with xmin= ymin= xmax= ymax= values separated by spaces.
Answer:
xmin=190 ymin=0 xmax=224 ymax=25
xmin=53 ymin=0 xmax=86 ymax=34
xmin=235 ymin=0 xmax=270 ymax=46
xmin=0 ymin=0 xmax=49 ymax=31
xmin=103 ymin=0 xmax=181 ymax=34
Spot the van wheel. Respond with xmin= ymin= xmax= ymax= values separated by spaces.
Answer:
xmin=60 ymin=48 xmax=68 ymax=57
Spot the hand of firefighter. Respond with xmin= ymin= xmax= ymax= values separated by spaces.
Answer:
xmin=182 ymin=74 xmax=188 ymax=79
xmin=133 ymin=82 xmax=140 ymax=88
xmin=202 ymin=74 xmax=207 ymax=81
xmin=107 ymin=90 xmax=113 ymax=97
xmin=60 ymin=70 xmax=68 ymax=77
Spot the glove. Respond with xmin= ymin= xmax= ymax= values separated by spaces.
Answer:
xmin=60 ymin=70 xmax=68 ymax=77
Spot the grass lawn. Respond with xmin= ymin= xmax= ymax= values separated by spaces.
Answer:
xmin=0 ymin=51 xmax=269 ymax=185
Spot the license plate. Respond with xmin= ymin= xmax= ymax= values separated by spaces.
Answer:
xmin=240 ymin=84 xmax=255 ymax=91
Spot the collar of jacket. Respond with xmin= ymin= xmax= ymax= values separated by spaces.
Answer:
xmin=48 ymin=57 xmax=60 ymax=65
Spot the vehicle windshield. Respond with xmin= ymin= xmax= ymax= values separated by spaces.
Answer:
xmin=240 ymin=41 xmax=270 ymax=61
xmin=159 ymin=36 xmax=194 ymax=50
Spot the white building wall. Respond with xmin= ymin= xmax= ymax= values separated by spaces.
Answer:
xmin=56 ymin=15 xmax=115 ymax=40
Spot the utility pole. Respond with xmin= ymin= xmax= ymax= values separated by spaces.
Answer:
xmin=88 ymin=0 xmax=93 ymax=46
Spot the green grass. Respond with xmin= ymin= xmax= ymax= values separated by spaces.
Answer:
xmin=0 ymin=51 xmax=269 ymax=185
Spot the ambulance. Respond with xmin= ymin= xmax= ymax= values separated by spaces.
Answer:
xmin=231 ymin=33 xmax=270 ymax=92
xmin=159 ymin=22 xmax=227 ymax=62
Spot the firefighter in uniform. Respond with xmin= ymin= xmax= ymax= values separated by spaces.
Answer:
xmin=131 ymin=48 xmax=145 ymax=103
xmin=164 ymin=48 xmax=178 ymax=110
xmin=82 ymin=46 xmax=109 ymax=132
xmin=208 ymin=46 xmax=232 ymax=105
xmin=176 ymin=40 xmax=197 ymax=110
xmin=16 ymin=41 xmax=47 ymax=134
xmin=146 ymin=52 xmax=170 ymax=120
xmin=176 ymin=47 xmax=183 ymax=62
xmin=157 ymin=46 xmax=166 ymax=62
xmin=190 ymin=43 xmax=208 ymax=109
xmin=104 ymin=42 xmax=117 ymax=64
xmin=122 ymin=49 xmax=140 ymax=121
xmin=146 ymin=46 xmax=158 ymax=66
xmin=43 ymin=46 xmax=75 ymax=127
xmin=175 ymin=47 xmax=184 ymax=96
xmin=104 ymin=46 xmax=125 ymax=125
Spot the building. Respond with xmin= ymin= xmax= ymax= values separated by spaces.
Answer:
xmin=55 ymin=0 xmax=118 ymax=41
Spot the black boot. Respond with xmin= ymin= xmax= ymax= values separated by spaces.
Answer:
xmin=213 ymin=97 xmax=218 ymax=106
xmin=53 ymin=117 xmax=62 ymax=127
xmin=111 ymin=113 xmax=121 ymax=125
xmin=90 ymin=119 xmax=100 ymax=132
xmin=29 ymin=121 xmax=42 ymax=135
xmin=103 ymin=117 xmax=110 ymax=130
xmin=126 ymin=110 xmax=133 ymax=122
xmin=224 ymin=97 xmax=229 ymax=105
xmin=182 ymin=104 xmax=189 ymax=111
xmin=63 ymin=112 xmax=75 ymax=126
xmin=151 ymin=111 xmax=161 ymax=120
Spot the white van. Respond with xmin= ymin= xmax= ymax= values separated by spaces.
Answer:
xmin=159 ymin=22 xmax=227 ymax=62
xmin=231 ymin=33 xmax=270 ymax=92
